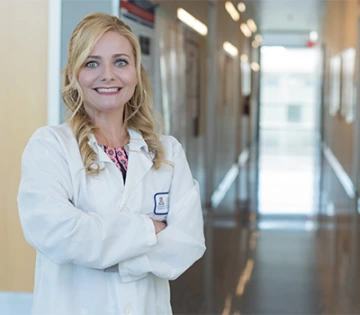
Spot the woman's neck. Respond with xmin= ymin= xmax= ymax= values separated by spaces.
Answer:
xmin=94 ymin=127 xmax=129 ymax=148
xmin=87 ymin=109 xmax=129 ymax=148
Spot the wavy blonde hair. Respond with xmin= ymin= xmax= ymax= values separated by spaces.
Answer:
xmin=62 ymin=12 xmax=165 ymax=175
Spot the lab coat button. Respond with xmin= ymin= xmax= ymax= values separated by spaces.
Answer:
xmin=124 ymin=307 xmax=132 ymax=315
xmin=122 ymin=205 xmax=129 ymax=211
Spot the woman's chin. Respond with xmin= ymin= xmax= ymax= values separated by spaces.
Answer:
xmin=98 ymin=104 xmax=124 ymax=113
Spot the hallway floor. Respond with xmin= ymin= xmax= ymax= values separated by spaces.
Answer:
xmin=171 ymin=215 xmax=324 ymax=315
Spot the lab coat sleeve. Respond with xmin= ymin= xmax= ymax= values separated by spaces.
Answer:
xmin=117 ymin=137 xmax=206 ymax=282
xmin=17 ymin=127 xmax=157 ymax=270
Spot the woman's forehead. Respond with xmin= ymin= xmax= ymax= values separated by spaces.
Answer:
xmin=89 ymin=31 xmax=134 ymax=57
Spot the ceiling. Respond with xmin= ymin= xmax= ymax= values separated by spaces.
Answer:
xmin=242 ymin=0 xmax=326 ymax=46
xmin=243 ymin=0 xmax=326 ymax=33
xmin=149 ymin=0 xmax=327 ymax=45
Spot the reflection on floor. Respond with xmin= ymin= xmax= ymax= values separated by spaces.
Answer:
xmin=171 ymin=214 xmax=323 ymax=315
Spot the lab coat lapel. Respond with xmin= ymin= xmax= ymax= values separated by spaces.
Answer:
xmin=119 ymin=129 xmax=154 ymax=209
xmin=87 ymin=133 xmax=112 ymax=168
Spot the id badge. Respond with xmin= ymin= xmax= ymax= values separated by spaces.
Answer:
xmin=153 ymin=192 xmax=169 ymax=217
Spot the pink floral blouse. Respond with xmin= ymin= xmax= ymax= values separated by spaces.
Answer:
xmin=98 ymin=145 xmax=128 ymax=182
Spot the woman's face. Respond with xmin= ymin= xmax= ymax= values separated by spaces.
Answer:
xmin=78 ymin=31 xmax=138 ymax=116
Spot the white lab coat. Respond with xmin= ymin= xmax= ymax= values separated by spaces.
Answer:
xmin=17 ymin=123 xmax=206 ymax=315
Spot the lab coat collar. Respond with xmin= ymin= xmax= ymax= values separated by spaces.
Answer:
xmin=86 ymin=128 xmax=155 ymax=183
xmin=87 ymin=128 xmax=152 ymax=157
xmin=127 ymin=128 xmax=150 ymax=153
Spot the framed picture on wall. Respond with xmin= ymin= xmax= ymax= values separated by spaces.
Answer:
xmin=341 ymin=47 xmax=356 ymax=123
xmin=185 ymin=38 xmax=201 ymax=137
xmin=329 ymin=55 xmax=341 ymax=116
xmin=241 ymin=59 xmax=251 ymax=97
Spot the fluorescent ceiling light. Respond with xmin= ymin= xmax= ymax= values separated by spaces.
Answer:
xmin=247 ymin=19 xmax=257 ymax=33
xmin=251 ymin=62 xmax=260 ymax=72
xmin=237 ymin=2 xmax=246 ymax=12
xmin=240 ymin=23 xmax=252 ymax=38
xmin=240 ymin=54 xmax=248 ymax=63
xmin=252 ymin=40 xmax=259 ymax=48
xmin=177 ymin=8 xmax=208 ymax=36
xmin=223 ymin=41 xmax=239 ymax=57
xmin=225 ymin=1 xmax=240 ymax=21
xmin=255 ymin=34 xmax=262 ymax=42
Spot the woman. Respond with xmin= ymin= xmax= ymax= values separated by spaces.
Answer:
xmin=18 ymin=12 xmax=206 ymax=315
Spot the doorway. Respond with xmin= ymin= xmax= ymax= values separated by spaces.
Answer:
xmin=257 ymin=46 xmax=322 ymax=216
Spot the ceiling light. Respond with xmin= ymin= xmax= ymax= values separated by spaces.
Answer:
xmin=240 ymin=23 xmax=252 ymax=38
xmin=223 ymin=41 xmax=239 ymax=57
xmin=225 ymin=1 xmax=240 ymax=22
xmin=177 ymin=8 xmax=208 ymax=36
xmin=247 ymin=19 xmax=257 ymax=33
xmin=237 ymin=2 xmax=246 ymax=12
xmin=251 ymin=62 xmax=260 ymax=72
xmin=252 ymin=40 xmax=259 ymax=48
xmin=255 ymin=34 xmax=262 ymax=42
xmin=240 ymin=54 xmax=248 ymax=63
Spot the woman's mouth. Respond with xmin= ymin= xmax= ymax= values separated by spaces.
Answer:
xmin=94 ymin=87 xmax=121 ymax=94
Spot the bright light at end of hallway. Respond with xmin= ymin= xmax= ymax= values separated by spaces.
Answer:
xmin=261 ymin=46 xmax=287 ymax=54
xmin=240 ymin=54 xmax=248 ymax=63
xmin=251 ymin=62 xmax=260 ymax=71
xmin=225 ymin=1 xmax=240 ymax=21
xmin=240 ymin=23 xmax=252 ymax=37
xmin=223 ymin=41 xmax=239 ymax=57
xmin=177 ymin=8 xmax=208 ymax=36
xmin=237 ymin=2 xmax=246 ymax=12
xmin=310 ymin=31 xmax=318 ymax=42
xmin=247 ymin=19 xmax=257 ymax=33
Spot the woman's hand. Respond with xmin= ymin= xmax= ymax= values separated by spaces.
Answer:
xmin=151 ymin=219 xmax=167 ymax=234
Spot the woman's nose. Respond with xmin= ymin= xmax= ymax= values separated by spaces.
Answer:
xmin=101 ymin=64 xmax=115 ymax=81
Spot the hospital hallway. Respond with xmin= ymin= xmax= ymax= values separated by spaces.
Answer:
xmin=4 ymin=1 xmax=360 ymax=314
xmin=170 ymin=127 xmax=359 ymax=315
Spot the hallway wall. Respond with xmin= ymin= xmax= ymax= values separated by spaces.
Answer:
xmin=155 ymin=1 xmax=252 ymax=197
xmin=0 ymin=0 xmax=48 ymax=291
xmin=322 ymin=0 xmax=358 ymax=182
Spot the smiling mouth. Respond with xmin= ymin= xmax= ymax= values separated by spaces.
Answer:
xmin=94 ymin=87 xmax=121 ymax=93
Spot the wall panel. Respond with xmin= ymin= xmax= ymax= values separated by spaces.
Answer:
xmin=0 ymin=0 xmax=48 ymax=292
xmin=322 ymin=0 xmax=358 ymax=182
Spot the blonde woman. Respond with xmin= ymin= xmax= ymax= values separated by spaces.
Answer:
xmin=18 ymin=12 xmax=205 ymax=315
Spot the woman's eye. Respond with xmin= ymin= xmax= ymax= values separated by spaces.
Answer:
xmin=115 ymin=59 xmax=128 ymax=67
xmin=85 ymin=61 xmax=97 ymax=68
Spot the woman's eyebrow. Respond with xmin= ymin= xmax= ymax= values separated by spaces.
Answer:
xmin=87 ymin=53 xmax=131 ymax=59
